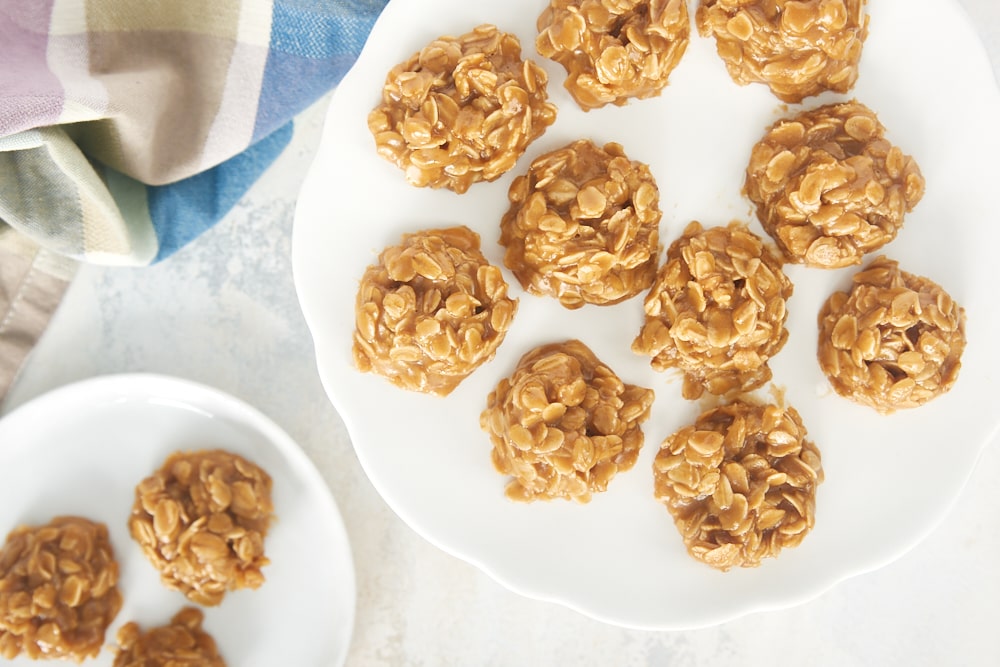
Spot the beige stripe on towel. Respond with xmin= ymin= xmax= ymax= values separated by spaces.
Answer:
xmin=0 ymin=225 xmax=78 ymax=402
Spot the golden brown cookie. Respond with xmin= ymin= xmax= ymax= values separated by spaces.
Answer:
xmin=114 ymin=607 xmax=226 ymax=667
xmin=697 ymin=0 xmax=869 ymax=103
xmin=482 ymin=339 xmax=654 ymax=502
xmin=368 ymin=24 xmax=557 ymax=193
xmin=354 ymin=226 xmax=517 ymax=396
xmin=653 ymin=400 xmax=823 ymax=570
xmin=817 ymin=256 xmax=966 ymax=413
xmin=129 ymin=449 xmax=274 ymax=606
xmin=500 ymin=139 xmax=661 ymax=309
xmin=745 ymin=100 xmax=924 ymax=268
xmin=537 ymin=0 xmax=690 ymax=109
xmin=0 ymin=516 xmax=122 ymax=661
xmin=633 ymin=221 xmax=792 ymax=398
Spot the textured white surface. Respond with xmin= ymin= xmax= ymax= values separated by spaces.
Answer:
xmin=4 ymin=1 xmax=999 ymax=664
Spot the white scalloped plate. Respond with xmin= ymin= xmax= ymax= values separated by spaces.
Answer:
xmin=293 ymin=0 xmax=1000 ymax=629
xmin=0 ymin=374 xmax=355 ymax=665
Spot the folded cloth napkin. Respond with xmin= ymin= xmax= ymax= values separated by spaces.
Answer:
xmin=0 ymin=0 xmax=389 ymax=400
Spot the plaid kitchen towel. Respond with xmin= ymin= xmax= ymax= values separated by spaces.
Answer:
xmin=0 ymin=0 xmax=388 ymax=400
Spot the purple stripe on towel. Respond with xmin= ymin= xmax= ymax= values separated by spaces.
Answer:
xmin=0 ymin=2 xmax=64 ymax=137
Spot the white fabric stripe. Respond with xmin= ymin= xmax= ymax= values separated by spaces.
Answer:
xmin=233 ymin=0 xmax=274 ymax=48
xmin=198 ymin=0 xmax=274 ymax=171
xmin=48 ymin=0 xmax=110 ymax=125
xmin=0 ymin=130 xmax=44 ymax=152
xmin=99 ymin=169 xmax=158 ymax=265
xmin=46 ymin=0 xmax=87 ymax=36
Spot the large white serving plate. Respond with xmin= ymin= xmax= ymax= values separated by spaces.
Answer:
xmin=0 ymin=374 xmax=355 ymax=665
xmin=292 ymin=0 xmax=1000 ymax=629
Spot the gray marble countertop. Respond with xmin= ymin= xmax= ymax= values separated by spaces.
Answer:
xmin=5 ymin=2 xmax=999 ymax=664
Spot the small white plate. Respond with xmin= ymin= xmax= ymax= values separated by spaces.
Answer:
xmin=0 ymin=374 xmax=355 ymax=666
xmin=293 ymin=0 xmax=1000 ymax=629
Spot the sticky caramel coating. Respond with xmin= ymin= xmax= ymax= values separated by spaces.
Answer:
xmin=632 ymin=221 xmax=793 ymax=399
xmin=0 ymin=516 xmax=122 ymax=662
xmin=697 ymin=0 xmax=869 ymax=103
xmin=653 ymin=400 xmax=823 ymax=571
xmin=368 ymin=24 xmax=557 ymax=193
xmin=745 ymin=100 xmax=925 ymax=268
xmin=482 ymin=339 xmax=655 ymax=502
xmin=114 ymin=607 xmax=226 ymax=667
xmin=129 ymin=449 xmax=274 ymax=606
xmin=500 ymin=139 xmax=661 ymax=309
xmin=536 ymin=0 xmax=690 ymax=110
xmin=817 ymin=256 xmax=966 ymax=413
xmin=354 ymin=226 xmax=518 ymax=396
